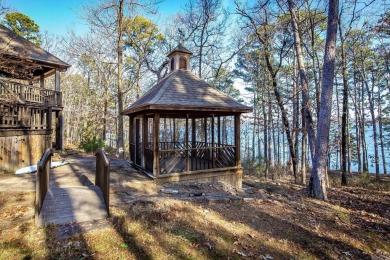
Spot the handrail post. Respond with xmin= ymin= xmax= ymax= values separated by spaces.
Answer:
xmin=35 ymin=148 xmax=53 ymax=225
xmin=95 ymin=149 xmax=110 ymax=215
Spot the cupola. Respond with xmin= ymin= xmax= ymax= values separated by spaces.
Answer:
xmin=167 ymin=43 xmax=192 ymax=72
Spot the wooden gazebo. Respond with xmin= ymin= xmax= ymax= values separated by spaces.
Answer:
xmin=0 ymin=24 xmax=70 ymax=172
xmin=122 ymin=44 xmax=251 ymax=188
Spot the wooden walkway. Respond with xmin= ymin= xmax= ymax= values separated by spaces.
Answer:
xmin=38 ymin=157 xmax=108 ymax=226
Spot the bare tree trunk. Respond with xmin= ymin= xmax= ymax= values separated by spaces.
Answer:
xmin=352 ymin=59 xmax=362 ymax=173
xmin=339 ymin=21 xmax=348 ymax=185
xmin=288 ymin=0 xmax=316 ymax=158
xmin=335 ymin=76 xmax=341 ymax=171
xmin=347 ymin=113 xmax=352 ymax=174
xmin=267 ymin=88 xmax=273 ymax=179
xmin=301 ymin=107 xmax=307 ymax=185
xmin=117 ymin=0 xmax=125 ymax=159
xmin=263 ymin=89 xmax=268 ymax=179
xmin=361 ymin=86 xmax=368 ymax=173
xmin=362 ymin=67 xmax=380 ymax=179
xmin=252 ymin=91 xmax=257 ymax=164
xmin=308 ymin=0 xmax=338 ymax=200
xmin=378 ymin=90 xmax=387 ymax=175
xmin=292 ymin=49 xmax=300 ymax=176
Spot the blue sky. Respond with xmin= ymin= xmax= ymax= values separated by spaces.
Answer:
xmin=7 ymin=0 xmax=186 ymax=36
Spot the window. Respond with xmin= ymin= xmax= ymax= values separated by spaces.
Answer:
xmin=179 ymin=57 xmax=187 ymax=70
xmin=170 ymin=58 xmax=174 ymax=71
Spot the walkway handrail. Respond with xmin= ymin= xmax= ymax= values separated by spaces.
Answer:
xmin=35 ymin=148 xmax=53 ymax=225
xmin=95 ymin=148 xmax=110 ymax=215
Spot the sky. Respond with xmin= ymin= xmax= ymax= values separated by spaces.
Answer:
xmin=7 ymin=0 xmax=186 ymax=37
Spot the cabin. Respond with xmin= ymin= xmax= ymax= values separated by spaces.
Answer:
xmin=0 ymin=24 xmax=70 ymax=173
xmin=122 ymin=44 xmax=251 ymax=188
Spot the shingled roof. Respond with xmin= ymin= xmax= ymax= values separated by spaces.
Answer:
xmin=122 ymin=69 xmax=252 ymax=115
xmin=0 ymin=24 xmax=70 ymax=69
xmin=167 ymin=43 xmax=193 ymax=56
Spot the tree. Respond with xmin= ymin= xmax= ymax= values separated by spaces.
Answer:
xmin=82 ymin=0 xmax=157 ymax=159
xmin=236 ymin=0 xmax=299 ymax=183
xmin=287 ymin=0 xmax=316 ymax=160
xmin=176 ymin=0 xmax=228 ymax=79
xmin=123 ymin=15 xmax=166 ymax=88
xmin=4 ymin=12 xmax=42 ymax=45
xmin=308 ymin=0 xmax=339 ymax=200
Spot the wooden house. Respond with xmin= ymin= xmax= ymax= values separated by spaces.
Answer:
xmin=0 ymin=24 xmax=70 ymax=173
xmin=122 ymin=44 xmax=251 ymax=188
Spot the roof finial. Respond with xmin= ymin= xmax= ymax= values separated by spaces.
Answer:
xmin=178 ymin=28 xmax=185 ymax=44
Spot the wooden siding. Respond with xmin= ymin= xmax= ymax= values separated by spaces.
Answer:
xmin=0 ymin=133 xmax=51 ymax=173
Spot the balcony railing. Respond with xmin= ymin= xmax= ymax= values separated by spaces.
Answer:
xmin=0 ymin=80 xmax=62 ymax=107
xmin=0 ymin=104 xmax=51 ymax=129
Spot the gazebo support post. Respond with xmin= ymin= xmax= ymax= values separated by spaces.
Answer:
xmin=186 ymin=115 xmax=190 ymax=172
xmin=153 ymin=113 xmax=160 ymax=177
xmin=217 ymin=116 xmax=221 ymax=146
xmin=173 ymin=118 xmax=176 ymax=148
xmin=142 ymin=115 xmax=147 ymax=169
xmin=191 ymin=117 xmax=196 ymax=171
xmin=211 ymin=115 xmax=215 ymax=168
xmin=135 ymin=118 xmax=140 ymax=165
xmin=234 ymin=114 xmax=241 ymax=167
xmin=129 ymin=116 xmax=133 ymax=162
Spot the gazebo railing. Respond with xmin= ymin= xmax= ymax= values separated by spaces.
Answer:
xmin=130 ymin=141 xmax=237 ymax=176
xmin=159 ymin=142 xmax=236 ymax=175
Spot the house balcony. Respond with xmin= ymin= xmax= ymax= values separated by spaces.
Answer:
xmin=0 ymin=80 xmax=61 ymax=130
xmin=0 ymin=80 xmax=62 ymax=108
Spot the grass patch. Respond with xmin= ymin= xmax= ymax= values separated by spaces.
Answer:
xmin=1 ymin=172 xmax=389 ymax=259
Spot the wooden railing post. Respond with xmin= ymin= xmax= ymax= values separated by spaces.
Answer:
xmin=95 ymin=149 xmax=110 ymax=215
xmin=35 ymin=148 xmax=53 ymax=225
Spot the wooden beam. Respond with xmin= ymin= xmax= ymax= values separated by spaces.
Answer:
xmin=186 ymin=115 xmax=190 ymax=172
xmin=191 ymin=117 xmax=196 ymax=171
xmin=211 ymin=115 xmax=215 ymax=168
xmin=135 ymin=118 xmax=140 ymax=165
xmin=129 ymin=116 xmax=133 ymax=162
xmin=234 ymin=114 xmax=241 ymax=167
xmin=56 ymin=111 xmax=64 ymax=150
xmin=192 ymin=117 xmax=196 ymax=146
xmin=55 ymin=69 xmax=60 ymax=92
xmin=173 ymin=118 xmax=176 ymax=145
xmin=153 ymin=113 xmax=160 ymax=177
xmin=218 ymin=116 xmax=221 ymax=146
xmin=204 ymin=117 xmax=207 ymax=145
xmin=47 ymin=107 xmax=52 ymax=131
xmin=142 ymin=115 xmax=147 ymax=169
xmin=40 ymin=74 xmax=45 ymax=89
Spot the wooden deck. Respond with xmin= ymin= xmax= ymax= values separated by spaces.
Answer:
xmin=37 ymin=157 xmax=108 ymax=226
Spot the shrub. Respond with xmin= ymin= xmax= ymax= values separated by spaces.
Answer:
xmin=80 ymin=136 xmax=104 ymax=153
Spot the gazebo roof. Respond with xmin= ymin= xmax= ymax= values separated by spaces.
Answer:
xmin=0 ymin=24 xmax=70 ymax=78
xmin=122 ymin=69 xmax=252 ymax=115
xmin=167 ymin=43 xmax=193 ymax=56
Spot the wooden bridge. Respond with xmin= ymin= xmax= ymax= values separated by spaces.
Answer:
xmin=35 ymin=149 xmax=110 ymax=226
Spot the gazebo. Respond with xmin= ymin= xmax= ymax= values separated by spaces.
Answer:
xmin=122 ymin=44 xmax=251 ymax=188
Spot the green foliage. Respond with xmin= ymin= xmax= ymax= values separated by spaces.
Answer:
xmin=124 ymin=16 xmax=165 ymax=50
xmin=80 ymin=124 xmax=104 ymax=153
xmin=211 ymin=67 xmax=242 ymax=101
xmin=3 ymin=12 xmax=42 ymax=45
xmin=80 ymin=136 xmax=104 ymax=153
